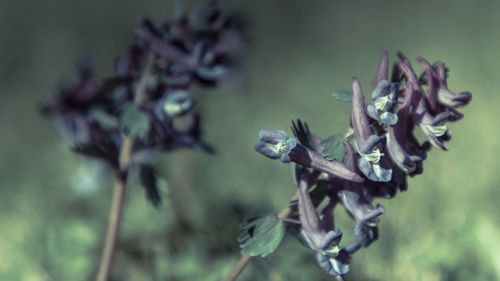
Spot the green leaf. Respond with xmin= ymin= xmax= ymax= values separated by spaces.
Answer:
xmin=237 ymin=214 xmax=285 ymax=257
xmin=320 ymin=134 xmax=347 ymax=163
xmin=119 ymin=103 xmax=150 ymax=138
xmin=332 ymin=88 xmax=353 ymax=102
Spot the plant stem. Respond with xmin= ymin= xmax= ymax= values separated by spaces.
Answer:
xmin=221 ymin=192 xmax=298 ymax=281
xmin=95 ymin=53 xmax=155 ymax=281
xmin=95 ymin=163 xmax=129 ymax=281
xmin=221 ymin=254 xmax=252 ymax=281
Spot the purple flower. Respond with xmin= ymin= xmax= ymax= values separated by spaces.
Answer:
xmin=296 ymin=171 xmax=344 ymax=276
xmin=366 ymin=80 xmax=400 ymax=125
xmin=351 ymin=78 xmax=392 ymax=182
xmin=255 ymin=130 xmax=365 ymax=182
xmin=155 ymin=90 xmax=194 ymax=118
xmin=417 ymin=57 xmax=472 ymax=116
xmin=335 ymin=141 xmax=386 ymax=247
xmin=399 ymin=61 xmax=451 ymax=150
xmin=384 ymin=85 xmax=424 ymax=175
xmin=254 ymin=130 xmax=297 ymax=163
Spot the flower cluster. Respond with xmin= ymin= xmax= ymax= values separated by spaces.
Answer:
xmin=254 ymin=51 xmax=471 ymax=277
xmin=42 ymin=1 xmax=244 ymax=206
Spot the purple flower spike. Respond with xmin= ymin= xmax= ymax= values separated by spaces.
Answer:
xmin=249 ymin=51 xmax=472 ymax=278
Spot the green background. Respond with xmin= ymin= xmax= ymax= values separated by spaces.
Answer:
xmin=1 ymin=0 xmax=499 ymax=280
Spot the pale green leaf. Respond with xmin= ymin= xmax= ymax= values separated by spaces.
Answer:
xmin=237 ymin=214 xmax=285 ymax=257
xmin=119 ymin=103 xmax=150 ymax=138
xmin=332 ymin=88 xmax=353 ymax=102
xmin=320 ymin=134 xmax=347 ymax=163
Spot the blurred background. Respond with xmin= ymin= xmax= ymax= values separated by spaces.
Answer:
xmin=1 ymin=0 xmax=499 ymax=280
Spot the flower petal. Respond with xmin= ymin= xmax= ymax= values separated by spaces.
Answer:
xmin=373 ymin=51 xmax=389 ymax=89
xmin=297 ymin=172 xmax=324 ymax=248
xmin=438 ymin=88 xmax=472 ymax=108
xmin=379 ymin=112 xmax=398 ymax=125
xmin=254 ymin=129 xmax=291 ymax=160
xmin=288 ymin=144 xmax=365 ymax=183
xmin=315 ymin=252 xmax=350 ymax=276
xmin=351 ymin=77 xmax=372 ymax=147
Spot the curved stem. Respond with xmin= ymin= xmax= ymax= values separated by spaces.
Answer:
xmin=221 ymin=254 xmax=252 ymax=281
xmin=95 ymin=53 xmax=155 ymax=281
xmin=220 ymin=192 xmax=298 ymax=281
xmin=95 ymin=168 xmax=128 ymax=281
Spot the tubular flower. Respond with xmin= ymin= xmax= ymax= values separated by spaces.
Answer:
xmin=254 ymin=129 xmax=297 ymax=163
xmin=255 ymin=130 xmax=365 ymax=182
xmin=351 ymin=78 xmax=392 ymax=182
xmin=366 ymin=80 xmax=400 ymax=125
xmin=297 ymin=172 xmax=345 ymax=276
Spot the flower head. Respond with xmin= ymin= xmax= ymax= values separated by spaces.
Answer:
xmin=254 ymin=130 xmax=297 ymax=163
xmin=366 ymin=80 xmax=400 ymax=125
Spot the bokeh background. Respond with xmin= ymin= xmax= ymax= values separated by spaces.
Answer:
xmin=1 ymin=0 xmax=499 ymax=280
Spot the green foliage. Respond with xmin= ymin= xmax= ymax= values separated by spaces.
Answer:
xmin=320 ymin=134 xmax=347 ymax=163
xmin=238 ymin=214 xmax=285 ymax=257
xmin=332 ymin=88 xmax=353 ymax=102
xmin=119 ymin=103 xmax=150 ymax=139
